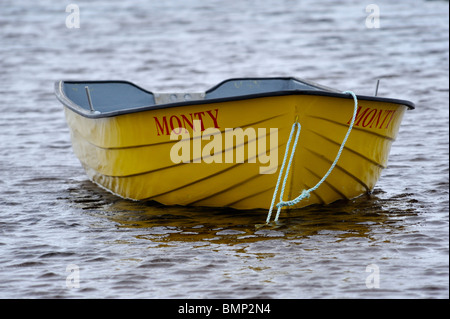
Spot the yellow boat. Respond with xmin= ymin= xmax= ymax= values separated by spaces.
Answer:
xmin=55 ymin=77 xmax=414 ymax=217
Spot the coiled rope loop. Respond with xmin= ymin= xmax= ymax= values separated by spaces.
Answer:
xmin=266 ymin=91 xmax=359 ymax=223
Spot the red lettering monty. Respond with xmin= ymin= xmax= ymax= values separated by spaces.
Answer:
xmin=348 ymin=106 xmax=396 ymax=129
xmin=154 ymin=109 xmax=220 ymax=136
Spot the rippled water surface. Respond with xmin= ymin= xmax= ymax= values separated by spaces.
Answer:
xmin=0 ymin=0 xmax=448 ymax=299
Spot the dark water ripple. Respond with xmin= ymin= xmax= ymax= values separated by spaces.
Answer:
xmin=0 ymin=0 xmax=448 ymax=298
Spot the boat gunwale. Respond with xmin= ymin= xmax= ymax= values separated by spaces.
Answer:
xmin=54 ymin=77 xmax=415 ymax=119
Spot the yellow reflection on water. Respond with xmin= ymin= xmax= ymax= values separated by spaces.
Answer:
xmin=67 ymin=180 xmax=417 ymax=247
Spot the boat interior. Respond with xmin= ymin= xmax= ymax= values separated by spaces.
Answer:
xmin=60 ymin=78 xmax=333 ymax=113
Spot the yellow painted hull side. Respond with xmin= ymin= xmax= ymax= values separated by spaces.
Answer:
xmin=65 ymin=94 xmax=407 ymax=210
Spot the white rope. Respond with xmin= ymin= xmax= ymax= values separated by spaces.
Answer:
xmin=266 ymin=91 xmax=359 ymax=223
xmin=265 ymin=121 xmax=301 ymax=224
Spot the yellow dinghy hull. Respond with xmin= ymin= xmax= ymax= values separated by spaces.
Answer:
xmin=55 ymin=78 xmax=414 ymax=211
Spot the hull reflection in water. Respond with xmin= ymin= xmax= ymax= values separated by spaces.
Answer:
xmin=66 ymin=180 xmax=418 ymax=244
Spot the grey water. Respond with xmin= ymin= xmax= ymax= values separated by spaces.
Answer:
xmin=0 ymin=0 xmax=448 ymax=299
